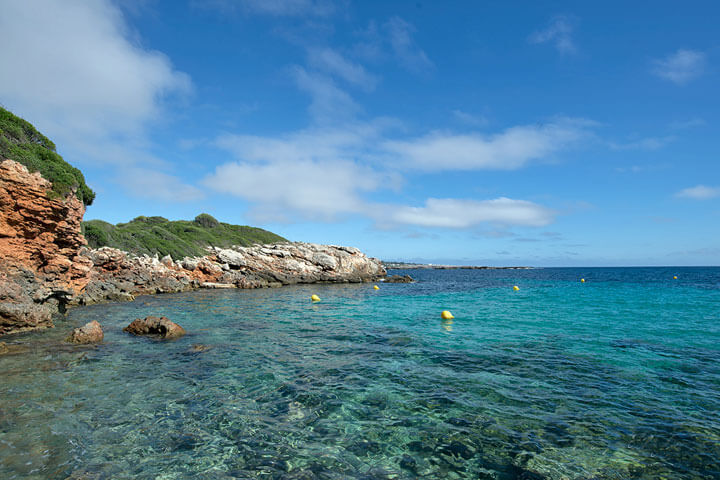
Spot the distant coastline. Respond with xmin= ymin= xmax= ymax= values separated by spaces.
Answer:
xmin=383 ymin=261 xmax=533 ymax=270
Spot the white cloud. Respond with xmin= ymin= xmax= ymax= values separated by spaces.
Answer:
xmin=529 ymin=16 xmax=577 ymax=54
xmin=384 ymin=119 xmax=591 ymax=171
xmin=652 ymin=49 xmax=706 ymax=85
xmin=292 ymin=67 xmax=361 ymax=124
xmin=205 ymin=125 xmax=559 ymax=228
xmin=388 ymin=198 xmax=555 ymax=228
xmin=0 ymin=0 xmax=198 ymax=202
xmin=307 ymin=48 xmax=378 ymax=90
xmin=202 ymin=159 xmax=386 ymax=221
xmin=675 ymin=185 xmax=720 ymax=200
xmin=0 ymin=0 xmax=190 ymax=145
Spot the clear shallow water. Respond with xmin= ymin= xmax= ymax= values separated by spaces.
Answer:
xmin=1 ymin=267 xmax=719 ymax=479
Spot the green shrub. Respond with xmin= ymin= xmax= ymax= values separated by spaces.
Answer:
xmin=0 ymin=106 xmax=95 ymax=205
xmin=83 ymin=214 xmax=286 ymax=259
xmin=194 ymin=213 xmax=219 ymax=228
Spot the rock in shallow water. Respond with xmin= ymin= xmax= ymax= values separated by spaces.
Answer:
xmin=383 ymin=274 xmax=414 ymax=283
xmin=123 ymin=316 xmax=185 ymax=339
xmin=66 ymin=320 xmax=104 ymax=344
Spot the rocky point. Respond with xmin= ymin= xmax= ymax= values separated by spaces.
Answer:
xmin=0 ymin=159 xmax=386 ymax=336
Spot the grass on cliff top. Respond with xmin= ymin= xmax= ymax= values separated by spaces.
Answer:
xmin=82 ymin=213 xmax=287 ymax=260
xmin=0 ymin=106 xmax=95 ymax=205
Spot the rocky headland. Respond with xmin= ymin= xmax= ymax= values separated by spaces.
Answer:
xmin=0 ymin=158 xmax=385 ymax=336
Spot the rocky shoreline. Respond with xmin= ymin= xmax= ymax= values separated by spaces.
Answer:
xmin=0 ymin=159 xmax=385 ymax=336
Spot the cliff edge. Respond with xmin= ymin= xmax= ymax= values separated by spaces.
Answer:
xmin=0 ymin=159 xmax=92 ymax=334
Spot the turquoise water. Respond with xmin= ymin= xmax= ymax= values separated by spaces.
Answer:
xmin=1 ymin=267 xmax=719 ymax=479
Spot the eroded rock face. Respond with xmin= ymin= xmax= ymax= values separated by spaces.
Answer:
xmin=123 ymin=316 xmax=185 ymax=339
xmin=66 ymin=320 xmax=103 ymax=344
xmin=0 ymin=160 xmax=91 ymax=335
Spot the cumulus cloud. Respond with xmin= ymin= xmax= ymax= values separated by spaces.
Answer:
xmin=387 ymin=198 xmax=555 ymax=228
xmin=652 ymin=49 xmax=706 ymax=85
xmin=0 ymin=0 xmax=190 ymax=144
xmin=202 ymin=159 xmax=387 ymax=221
xmin=0 ymin=0 xmax=198 ymax=201
xmin=529 ymin=16 xmax=577 ymax=54
xmin=384 ymin=119 xmax=591 ymax=171
xmin=307 ymin=48 xmax=378 ymax=90
xmin=675 ymin=185 xmax=720 ymax=200
xmin=205 ymin=125 xmax=559 ymax=228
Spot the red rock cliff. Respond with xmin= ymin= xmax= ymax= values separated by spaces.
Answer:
xmin=0 ymin=159 xmax=92 ymax=334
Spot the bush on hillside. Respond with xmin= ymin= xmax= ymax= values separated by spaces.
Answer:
xmin=0 ymin=106 xmax=95 ymax=205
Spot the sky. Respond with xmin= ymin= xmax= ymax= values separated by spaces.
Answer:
xmin=1 ymin=0 xmax=719 ymax=266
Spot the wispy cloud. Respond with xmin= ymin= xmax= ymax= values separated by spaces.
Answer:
xmin=119 ymin=168 xmax=204 ymax=202
xmin=197 ymin=0 xmax=336 ymax=16
xmin=307 ymin=48 xmax=379 ymax=90
xmin=608 ymin=135 xmax=675 ymax=150
xmin=652 ymin=49 xmax=706 ymax=85
xmin=384 ymin=118 xmax=592 ymax=171
xmin=675 ymin=185 xmax=720 ymax=200
xmin=292 ymin=66 xmax=361 ymax=124
xmin=354 ymin=17 xmax=433 ymax=73
xmin=529 ymin=15 xmax=578 ymax=54
xmin=452 ymin=110 xmax=489 ymax=127
xmin=669 ymin=117 xmax=706 ymax=130
xmin=385 ymin=17 xmax=434 ymax=72
xmin=388 ymin=198 xmax=555 ymax=228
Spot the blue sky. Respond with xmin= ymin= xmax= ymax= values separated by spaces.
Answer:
xmin=1 ymin=0 xmax=719 ymax=266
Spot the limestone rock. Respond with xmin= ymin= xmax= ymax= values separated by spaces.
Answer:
xmin=384 ymin=274 xmax=414 ymax=283
xmin=66 ymin=320 xmax=103 ymax=344
xmin=123 ymin=316 xmax=185 ymax=339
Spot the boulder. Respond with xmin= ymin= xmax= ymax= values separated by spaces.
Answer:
xmin=66 ymin=320 xmax=104 ymax=344
xmin=123 ymin=316 xmax=185 ymax=339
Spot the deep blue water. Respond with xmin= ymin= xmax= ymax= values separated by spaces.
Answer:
xmin=0 ymin=267 xmax=719 ymax=479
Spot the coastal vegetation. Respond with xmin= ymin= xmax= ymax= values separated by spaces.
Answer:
xmin=0 ymin=106 xmax=95 ymax=205
xmin=82 ymin=214 xmax=286 ymax=259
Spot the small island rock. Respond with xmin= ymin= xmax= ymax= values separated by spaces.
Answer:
xmin=66 ymin=320 xmax=104 ymax=344
xmin=383 ymin=274 xmax=414 ymax=283
xmin=124 ymin=316 xmax=185 ymax=339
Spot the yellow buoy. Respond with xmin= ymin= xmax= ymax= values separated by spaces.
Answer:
xmin=581 ymin=278 xmax=585 ymax=283
xmin=441 ymin=310 xmax=454 ymax=320
xmin=513 ymin=285 xmax=520 ymax=291
xmin=373 ymin=285 xmax=380 ymax=290
xmin=673 ymin=276 xmax=678 ymax=280
xmin=311 ymin=294 xmax=321 ymax=302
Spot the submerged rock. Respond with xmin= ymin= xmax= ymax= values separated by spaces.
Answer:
xmin=123 ymin=316 xmax=185 ymax=339
xmin=66 ymin=320 xmax=104 ymax=344
xmin=383 ymin=274 xmax=414 ymax=283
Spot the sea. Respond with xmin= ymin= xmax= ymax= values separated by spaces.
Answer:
xmin=0 ymin=267 xmax=719 ymax=479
